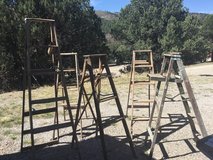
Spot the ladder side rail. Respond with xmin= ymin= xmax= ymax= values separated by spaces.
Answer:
xmin=103 ymin=58 xmax=136 ymax=158
xmin=150 ymin=51 xmax=154 ymax=74
xmin=130 ymin=52 xmax=136 ymax=136
xmin=176 ymin=60 xmax=208 ymax=137
xmin=148 ymin=81 xmax=161 ymax=127
xmin=25 ymin=20 xmax=35 ymax=147
xmin=126 ymin=57 xmax=134 ymax=115
xmin=21 ymin=62 xmax=27 ymax=151
xmin=53 ymin=53 xmax=60 ymax=140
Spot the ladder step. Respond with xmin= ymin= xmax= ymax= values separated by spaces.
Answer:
xmin=148 ymin=74 xmax=182 ymax=82
xmin=23 ymin=122 xmax=72 ymax=135
xmin=131 ymin=81 xmax=155 ymax=85
xmin=24 ymin=107 xmax=56 ymax=116
xmin=31 ymin=97 xmax=66 ymax=104
xmin=63 ymin=69 xmax=76 ymax=72
xmin=135 ymin=65 xmax=153 ymax=68
xmin=134 ymin=60 xmax=149 ymax=65
xmin=99 ymin=95 xmax=117 ymax=103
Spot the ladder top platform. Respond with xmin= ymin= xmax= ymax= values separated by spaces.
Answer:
xmin=83 ymin=54 xmax=107 ymax=58
xmin=25 ymin=18 xmax=55 ymax=23
xmin=133 ymin=50 xmax=152 ymax=53
xmin=164 ymin=52 xmax=182 ymax=58
xmin=60 ymin=52 xmax=77 ymax=56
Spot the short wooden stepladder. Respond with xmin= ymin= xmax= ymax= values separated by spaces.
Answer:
xmin=21 ymin=18 xmax=78 ymax=151
xmin=59 ymin=52 xmax=82 ymax=120
xmin=126 ymin=50 xmax=155 ymax=137
xmin=72 ymin=54 xmax=136 ymax=160
xmin=146 ymin=52 xmax=208 ymax=158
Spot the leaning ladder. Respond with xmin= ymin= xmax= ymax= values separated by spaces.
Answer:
xmin=146 ymin=52 xmax=208 ymax=158
xmin=72 ymin=54 xmax=136 ymax=160
xmin=126 ymin=50 xmax=155 ymax=137
xmin=21 ymin=18 xmax=78 ymax=151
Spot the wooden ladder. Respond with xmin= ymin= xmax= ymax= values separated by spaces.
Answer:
xmin=59 ymin=52 xmax=82 ymax=120
xmin=126 ymin=50 xmax=155 ymax=137
xmin=146 ymin=52 xmax=208 ymax=158
xmin=21 ymin=18 xmax=78 ymax=151
xmin=72 ymin=54 xmax=136 ymax=160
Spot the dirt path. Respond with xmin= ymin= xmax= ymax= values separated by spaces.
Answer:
xmin=0 ymin=62 xmax=212 ymax=160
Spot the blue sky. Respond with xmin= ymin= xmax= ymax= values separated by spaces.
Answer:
xmin=90 ymin=0 xmax=213 ymax=14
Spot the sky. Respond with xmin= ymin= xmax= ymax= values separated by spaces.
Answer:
xmin=90 ymin=0 xmax=213 ymax=14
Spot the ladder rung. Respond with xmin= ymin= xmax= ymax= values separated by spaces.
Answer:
xmin=134 ymin=60 xmax=149 ymax=65
xmin=131 ymin=81 xmax=155 ymax=85
xmin=63 ymin=69 xmax=76 ymax=72
xmin=147 ymin=127 xmax=154 ymax=141
xmin=135 ymin=65 xmax=153 ymax=68
xmin=31 ymin=97 xmax=66 ymax=104
xmin=24 ymin=107 xmax=56 ymax=116
xmin=148 ymin=74 xmax=182 ymax=83
xmin=99 ymin=95 xmax=117 ymax=103
xmin=21 ymin=140 xmax=59 ymax=152
xmin=23 ymin=122 xmax=72 ymax=135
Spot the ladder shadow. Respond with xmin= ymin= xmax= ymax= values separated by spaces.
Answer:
xmin=0 ymin=135 xmax=149 ymax=160
xmin=134 ymin=113 xmax=199 ymax=158
xmin=58 ymin=115 xmax=126 ymax=139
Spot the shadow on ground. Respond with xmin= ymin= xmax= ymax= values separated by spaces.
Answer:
xmin=0 ymin=134 xmax=149 ymax=160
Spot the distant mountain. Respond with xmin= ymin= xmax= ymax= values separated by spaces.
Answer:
xmin=190 ymin=12 xmax=209 ymax=22
xmin=95 ymin=10 xmax=119 ymax=21
xmin=95 ymin=10 xmax=210 ymax=21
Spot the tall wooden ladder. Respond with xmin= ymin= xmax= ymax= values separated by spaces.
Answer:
xmin=21 ymin=18 xmax=78 ymax=151
xmin=126 ymin=50 xmax=155 ymax=137
xmin=146 ymin=52 xmax=208 ymax=158
xmin=72 ymin=54 xmax=136 ymax=160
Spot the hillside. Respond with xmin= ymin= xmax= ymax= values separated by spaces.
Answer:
xmin=96 ymin=10 xmax=210 ymax=21
xmin=95 ymin=10 xmax=119 ymax=21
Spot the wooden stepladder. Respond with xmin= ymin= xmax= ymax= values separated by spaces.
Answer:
xmin=73 ymin=54 xmax=136 ymax=160
xmin=126 ymin=50 xmax=155 ymax=137
xmin=59 ymin=52 xmax=81 ymax=120
xmin=146 ymin=52 xmax=208 ymax=158
xmin=21 ymin=18 xmax=78 ymax=151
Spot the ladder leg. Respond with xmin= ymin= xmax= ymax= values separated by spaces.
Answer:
xmin=21 ymin=69 xmax=26 ymax=151
xmin=126 ymin=63 xmax=133 ymax=116
xmin=104 ymin=61 xmax=136 ymax=158
xmin=177 ymin=60 xmax=208 ymax=137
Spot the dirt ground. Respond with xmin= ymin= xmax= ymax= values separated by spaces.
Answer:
xmin=0 ymin=62 xmax=212 ymax=160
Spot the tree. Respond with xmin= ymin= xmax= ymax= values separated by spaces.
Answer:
xmin=181 ymin=15 xmax=209 ymax=64
xmin=202 ymin=14 xmax=213 ymax=61
xmin=111 ymin=0 xmax=187 ymax=67
xmin=0 ymin=0 xmax=108 ymax=92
